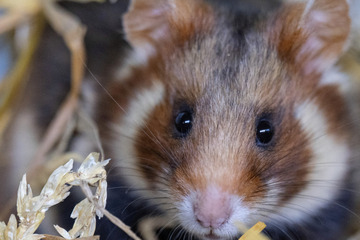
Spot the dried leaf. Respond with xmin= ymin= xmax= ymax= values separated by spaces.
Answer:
xmin=95 ymin=180 xmax=107 ymax=218
xmin=71 ymin=153 xmax=109 ymax=186
xmin=5 ymin=215 xmax=17 ymax=240
xmin=68 ymin=199 xmax=96 ymax=238
xmin=0 ymin=222 xmax=6 ymax=239
xmin=12 ymin=160 xmax=75 ymax=240
xmin=39 ymin=160 xmax=74 ymax=203
xmin=80 ymin=189 xmax=142 ymax=240
xmin=53 ymin=226 xmax=72 ymax=240
xmin=53 ymin=153 xmax=110 ymax=239
xmin=0 ymin=153 xmax=113 ymax=240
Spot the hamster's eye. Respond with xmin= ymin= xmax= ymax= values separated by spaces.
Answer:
xmin=256 ymin=119 xmax=274 ymax=146
xmin=175 ymin=111 xmax=193 ymax=136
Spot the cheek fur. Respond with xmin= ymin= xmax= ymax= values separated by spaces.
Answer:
xmin=273 ymin=98 xmax=350 ymax=222
xmin=135 ymin=100 xmax=175 ymax=189
xmin=109 ymin=81 xmax=166 ymax=192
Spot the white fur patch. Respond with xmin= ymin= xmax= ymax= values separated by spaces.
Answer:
xmin=111 ymin=81 xmax=165 ymax=191
xmin=113 ymin=50 xmax=148 ymax=83
xmin=259 ymin=178 xmax=283 ymax=211
xmin=275 ymin=100 xmax=350 ymax=222
xmin=319 ymin=67 xmax=351 ymax=93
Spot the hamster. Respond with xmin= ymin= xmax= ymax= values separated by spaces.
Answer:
xmin=95 ymin=0 xmax=360 ymax=239
xmin=1 ymin=0 xmax=359 ymax=239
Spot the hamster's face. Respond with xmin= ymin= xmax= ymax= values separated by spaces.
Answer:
xmin=108 ymin=30 xmax=350 ymax=240
xmin=103 ymin=0 xmax=352 ymax=239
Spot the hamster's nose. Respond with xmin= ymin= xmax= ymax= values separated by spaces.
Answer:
xmin=193 ymin=186 xmax=232 ymax=229
xmin=195 ymin=211 xmax=229 ymax=228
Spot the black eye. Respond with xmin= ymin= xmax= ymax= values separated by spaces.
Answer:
xmin=256 ymin=119 xmax=274 ymax=145
xmin=175 ymin=111 xmax=193 ymax=136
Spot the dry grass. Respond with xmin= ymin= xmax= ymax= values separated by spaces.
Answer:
xmin=0 ymin=0 xmax=140 ymax=239
xmin=0 ymin=152 xmax=141 ymax=240
xmin=0 ymin=153 xmax=108 ymax=240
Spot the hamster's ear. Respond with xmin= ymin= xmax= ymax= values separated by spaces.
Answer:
xmin=123 ymin=0 xmax=212 ymax=60
xmin=123 ymin=0 xmax=169 ymax=59
xmin=274 ymin=0 xmax=350 ymax=76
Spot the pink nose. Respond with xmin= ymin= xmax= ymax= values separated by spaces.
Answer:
xmin=193 ymin=187 xmax=232 ymax=229
xmin=195 ymin=211 xmax=229 ymax=228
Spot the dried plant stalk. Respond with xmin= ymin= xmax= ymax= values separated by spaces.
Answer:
xmin=31 ymin=0 xmax=87 ymax=168
xmin=0 ymin=14 xmax=44 ymax=143
xmin=81 ymin=184 xmax=142 ymax=240
xmin=0 ymin=152 xmax=141 ymax=240
xmin=0 ymin=153 xmax=108 ymax=240
xmin=0 ymin=0 xmax=104 ymax=221
xmin=235 ymin=222 xmax=269 ymax=240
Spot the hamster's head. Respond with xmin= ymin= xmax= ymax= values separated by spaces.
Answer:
xmin=103 ymin=0 xmax=352 ymax=239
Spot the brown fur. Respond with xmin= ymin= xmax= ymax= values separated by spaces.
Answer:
xmin=124 ymin=0 xmax=214 ymax=57
xmin=0 ymin=0 xmax=356 ymax=238
xmin=314 ymin=85 xmax=352 ymax=138
xmin=271 ymin=0 xmax=350 ymax=76
xmin=97 ymin=0 xmax=354 ymax=238
xmin=104 ymin=0 xmax=314 ymax=213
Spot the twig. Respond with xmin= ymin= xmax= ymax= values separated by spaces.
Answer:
xmin=31 ymin=0 xmax=87 ymax=168
xmin=0 ymin=14 xmax=45 ymax=143
xmin=80 ymin=184 xmax=142 ymax=240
